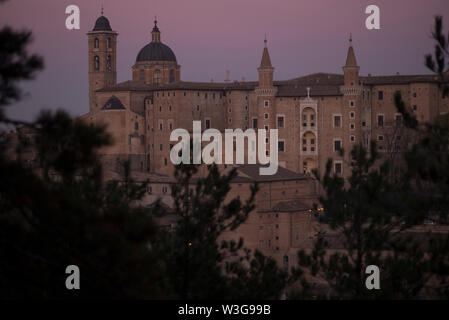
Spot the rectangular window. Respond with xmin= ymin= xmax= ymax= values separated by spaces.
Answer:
xmin=349 ymin=100 xmax=355 ymax=107
xmin=377 ymin=114 xmax=384 ymax=127
xmin=350 ymin=112 xmax=355 ymax=119
xmin=333 ymin=115 xmax=342 ymax=128
xmin=378 ymin=135 xmax=384 ymax=141
xmin=334 ymin=139 xmax=342 ymax=151
xmin=350 ymin=135 xmax=355 ymax=142
xmin=277 ymin=116 xmax=284 ymax=128
xmin=278 ymin=141 xmax=285 ymax=152
xmin=334 ymin=161 xmax=342 ymax=175
xmin=264 ymin=100 xmax=269 ymax=107
xmin=264 ymin=125 xmax=269 ymax=131
xmin=350 ymin=123 xmax=355 ymax=130
xmin=205 ymin=119 xmax=211 ymax=129
xmin=264 ymin=113 xmax=269 ymax=119
xmin=378 ymin=91 xmax=384 ymax=100
xmin=252 ymin=118 xmax=258 ymax=129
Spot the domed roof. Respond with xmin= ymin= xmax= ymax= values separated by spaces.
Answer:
xmin=93 ymin=16 xmax=112 ymax=31
xmin=136 ymin=42 xmax=177 ymax=62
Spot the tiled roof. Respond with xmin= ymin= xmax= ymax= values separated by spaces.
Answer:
xmin=235 ymin=164 xmax=308 ymax=182
xmin=97 ymin=80 xmax=258 ymax=92
xmin=277 ymin=84 xmax=342 ymax=97
xmin=360 ymin=74 xmax=440 ymax=85
xmin=96 ymin=73 xmax=444 ymax=97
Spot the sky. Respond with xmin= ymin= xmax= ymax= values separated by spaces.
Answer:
xmin=1 ymin=0 xmax=448 ymax=121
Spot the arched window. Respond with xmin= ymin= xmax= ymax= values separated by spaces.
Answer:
xmin=106 ymin=55 xmax=112 ymax=71
xmin=302 ymin=107 xmax=316 ymax=127
xmin=169 ymin=69 xmax=175 ymax=83
xmin=153 ymin=69 xmax=161 ymax=84
xmin=107 ymin=37 xmax=111 ymax=48
xmin=94 ymin=38 xmax=99 ymax=48
xmin=94 ymin=56 xmax=100 ymax=71
xmin=139 ymin=70 xmax=145 ymax=81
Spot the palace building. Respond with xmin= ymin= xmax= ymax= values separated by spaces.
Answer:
xmin=81 ymin=13 xmax=449 ymax=179
xmin=76 ymin=13 xmax=449 ymax=266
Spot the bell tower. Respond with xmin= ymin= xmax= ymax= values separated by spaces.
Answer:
xmin=87 ymin=9 xmax=118 ymax=112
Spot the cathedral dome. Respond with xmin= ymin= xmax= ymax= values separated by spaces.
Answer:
xmin=93 ymin=16 xmax=112 ymax=31
xmin=136 ymin=42 xmax=177 ymax=62
xmin=136 ymin=20 xmax=177 ymax=63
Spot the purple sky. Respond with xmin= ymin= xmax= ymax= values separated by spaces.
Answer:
xmin=1 ymin=0 xmax=448 ymax=121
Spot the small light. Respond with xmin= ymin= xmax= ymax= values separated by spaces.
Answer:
xmin=188 ymin=242 xmax=192 ymax=246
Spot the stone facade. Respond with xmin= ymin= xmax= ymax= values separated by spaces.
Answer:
xmin=82 ymin=15 xmax=448 ymax=181
xmin=77 ymin=14 xmax=449 ymax=266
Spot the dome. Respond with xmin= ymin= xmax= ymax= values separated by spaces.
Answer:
xmin=136 ymin=42 xmax=177 ymax=62
xmin=93 ymin=16 xmax=112 ymax=31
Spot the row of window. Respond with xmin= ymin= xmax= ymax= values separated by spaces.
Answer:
xmin=155 ymin=91 xmax=249 ymax=99
xmin=377 ymin=90 xmax=421 ymax=101
xmin=93 ymin=37 xmax=112 ymax=49
xmin=93 ymin=55 xmax=112 ymax=71
xmin=259 ymin=239 xmax=280 ymax=251
xmin=147 ymin=185 xmax=168 ymax=194
xmin=157 ymin=120 xmax=174 ymax=131
xmin=139 ymin=69 xmax=175 ymax=83
xmin=331 ymin=113 xmax=403 ymax=128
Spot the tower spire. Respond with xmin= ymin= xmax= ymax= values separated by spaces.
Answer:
xmin=345 ymin=34 xmax=357 ymax=67
xmin=260 ymin=36 xmax=272 ymax=68
xmin=101 ymin=3 xmax=104 ymax=16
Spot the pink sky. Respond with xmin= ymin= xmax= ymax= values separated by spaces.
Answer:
xmin=1 ymin=0 xmax=448 ymax=121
